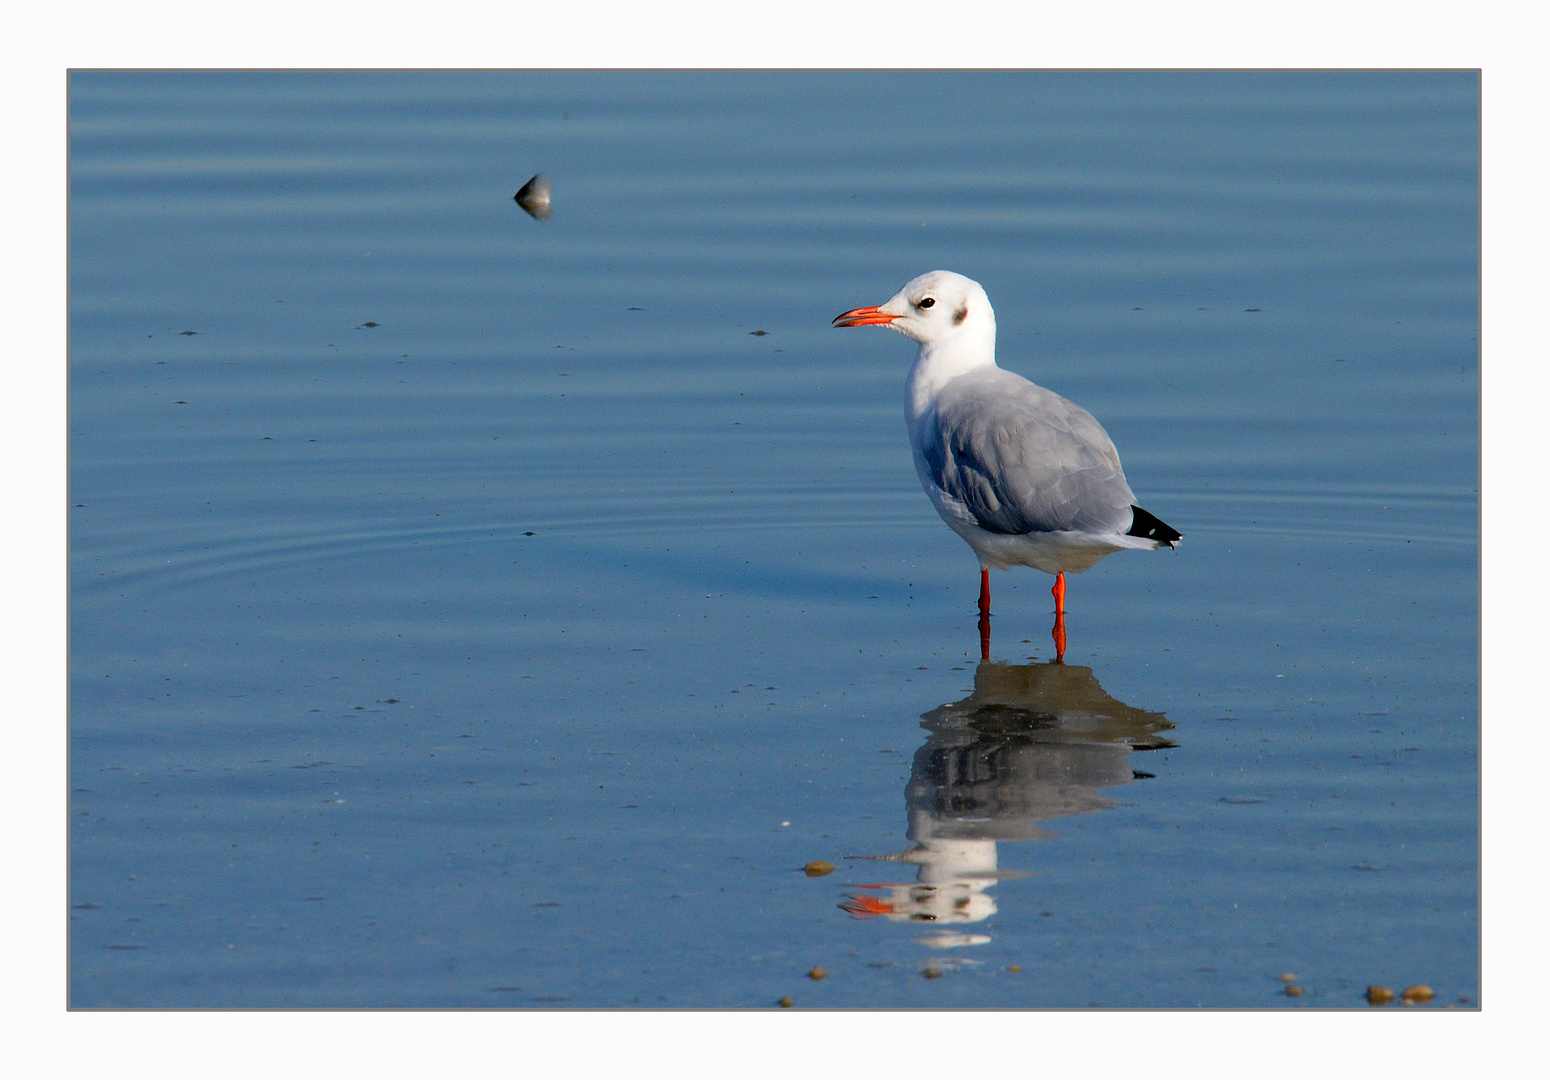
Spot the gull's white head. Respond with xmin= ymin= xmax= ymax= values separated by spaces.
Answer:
xmin=832 ymin=271 xmax=996 ymax=350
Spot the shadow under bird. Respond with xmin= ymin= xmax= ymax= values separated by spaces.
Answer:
xmin=514 ymin=174 xmax=552 ymax=220
xmin=833 ymin=271 xmax=1180 ymax=660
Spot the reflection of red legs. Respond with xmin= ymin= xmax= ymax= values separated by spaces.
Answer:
xmin=1051 ymin=571 xmax=1067 ymax=662
xmin=977 ymin=568 xmax=991 ymax=660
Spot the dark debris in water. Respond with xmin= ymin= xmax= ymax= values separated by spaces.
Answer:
xmin=1219 ymin=796 xmax=1263 ymax=804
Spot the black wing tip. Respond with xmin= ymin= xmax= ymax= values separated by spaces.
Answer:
xmin=1128 ymin=505 xmax=1182 ymax=547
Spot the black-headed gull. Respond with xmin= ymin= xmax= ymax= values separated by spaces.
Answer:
xmin=833 ymin=271 xmax=1179 ymax=659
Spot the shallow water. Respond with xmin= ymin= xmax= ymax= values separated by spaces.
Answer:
xmin=70 ymin=72 xmax=1478 ymax=1008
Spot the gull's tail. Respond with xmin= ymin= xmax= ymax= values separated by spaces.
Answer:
xmin=1127 ymin=505 xmax=1181 ymax=548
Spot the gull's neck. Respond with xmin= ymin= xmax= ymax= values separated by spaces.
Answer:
xmin=905 ymin=321 xmax=998 ymax=419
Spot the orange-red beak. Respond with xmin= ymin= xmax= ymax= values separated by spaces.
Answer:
xmin=839 ymin=894 xmax=897 ymax=917
xmin=832 ymin=305 xmax=898 ymax=328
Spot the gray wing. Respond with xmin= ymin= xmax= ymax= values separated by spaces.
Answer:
xmin=920 ymin=368 xmax=1136 ymax=536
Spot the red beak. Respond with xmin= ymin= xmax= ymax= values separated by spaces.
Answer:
xmin=839 ymin=895 xmax=897 ymax=917
xmin=832 ymin=305 xmax=898 ymax=328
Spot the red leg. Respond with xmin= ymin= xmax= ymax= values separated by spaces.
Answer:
xmin=1050 ymin=571 xmax=1067 ymax=662
xmin=977 ymin=568 xmax=991 ymax=661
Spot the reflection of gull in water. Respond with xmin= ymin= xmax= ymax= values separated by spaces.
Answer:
xmin=841 ymin=660 xmax=1174 ymax=946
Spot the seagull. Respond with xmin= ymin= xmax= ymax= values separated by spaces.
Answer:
xmin=833 ymin=271 xmax=1179 ymax=660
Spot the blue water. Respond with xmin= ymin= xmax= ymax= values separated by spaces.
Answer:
xmin=70 ymin=72 xmax=1478 ymax=1008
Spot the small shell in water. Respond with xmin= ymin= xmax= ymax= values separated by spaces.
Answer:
xmin=515 ymin=174 xmax=552 ymax=220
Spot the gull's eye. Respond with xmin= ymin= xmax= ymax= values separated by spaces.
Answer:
xmin=918 ymin=297 xmax=935 ymax=309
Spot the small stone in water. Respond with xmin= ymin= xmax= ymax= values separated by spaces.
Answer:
xmin=1366 ymin=985 xmax=1395 ymax=1005
xmin=807 ymin=967 xmax=827 ymax=980
xmin=778 ymin=996 xmax=792 ymax=1008
xmin=803 ymin=861 xmax=835 ymax=877
xmin=1402 ymin=984 xmax=1434 ymax=1003
xmin=515 ymin=175 xmax=552 ymax=220
xmin=922 ymin=968 xmax=942 ymax=980
xmin=1285 ymin=985 xmax=1303 ymax=997
xmin=1279 ymin=972 xmax=1297 ymax=982
xmin=1007 ymin=965 xmax=1022 ymax=973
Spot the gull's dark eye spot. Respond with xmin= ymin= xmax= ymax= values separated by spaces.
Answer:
xmin=918 ymin=297 xmax=935 ymax=309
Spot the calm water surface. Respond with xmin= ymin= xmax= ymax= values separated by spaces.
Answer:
xmin=69 ymin=72 xmax=1478 ymax=1008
